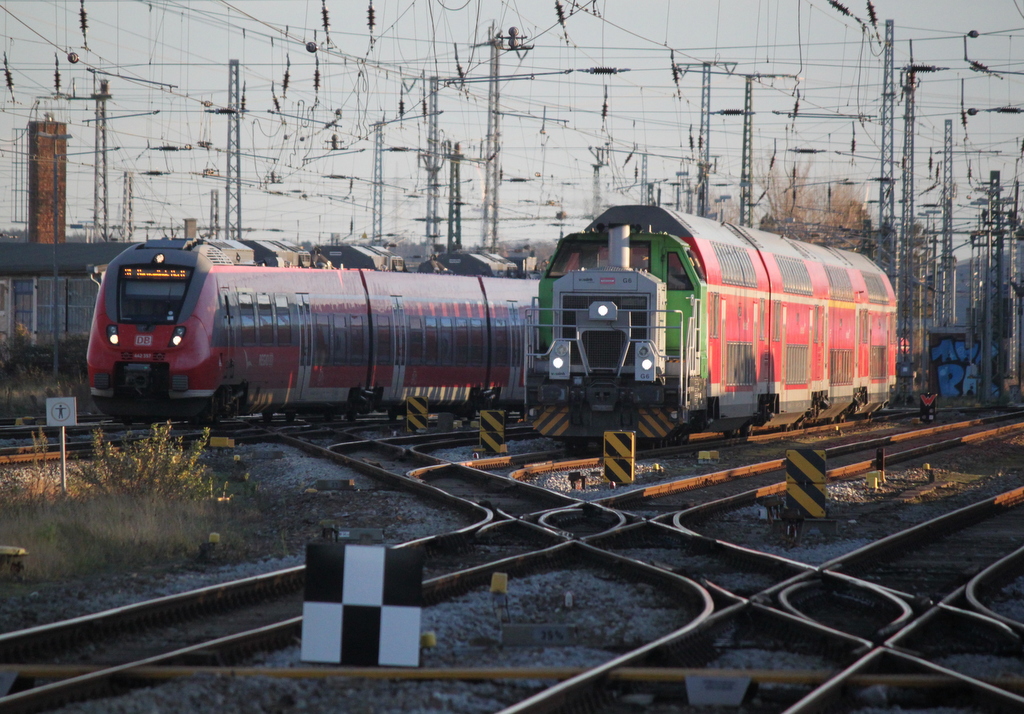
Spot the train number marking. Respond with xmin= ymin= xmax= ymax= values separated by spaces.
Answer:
xmin=258 ymin=354 xmax=274 ymax=367
xmin=135 ymin=335 xmax=153 ymax=346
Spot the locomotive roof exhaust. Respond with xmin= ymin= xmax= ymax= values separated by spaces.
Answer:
xmin=608 ymin=223 xmax=629 ymax=269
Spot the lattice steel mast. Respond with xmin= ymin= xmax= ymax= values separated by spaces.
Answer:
xmin=225 ymin=59 xmax=242 ymax=241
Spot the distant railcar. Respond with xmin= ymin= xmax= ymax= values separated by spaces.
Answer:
xmin=88 ymin=239 xmax=536 ymax=422
xmin=525 ymin=205 xmax=896 ymax=444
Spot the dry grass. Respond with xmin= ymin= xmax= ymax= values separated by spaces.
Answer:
xmin=0 ymin=374 xmax=91 ymax=419
xmin=0 ymin=495 xmax=257 ymax=581
xmin=0 ymin=427 xmax=262 ymax=583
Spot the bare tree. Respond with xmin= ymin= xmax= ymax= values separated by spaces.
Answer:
xmin=757 ymin=162 xmax=871 ymax=253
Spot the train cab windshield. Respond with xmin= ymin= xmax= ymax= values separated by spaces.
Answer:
xmin=547 ymin=239 xmax=650 ymax=277
xmin=118 ymin=265 xmax=193 ymax=323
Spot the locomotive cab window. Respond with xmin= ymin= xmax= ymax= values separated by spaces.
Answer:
xmin=547 ymin=239 xmax=651 ymax=277
xmin=666 ymin=252 xmax=694 ymax=290
xmin=118 ymin=265 xmax=192 ymax=323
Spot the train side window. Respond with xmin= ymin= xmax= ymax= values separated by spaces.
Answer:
xmin=257 ymin=294 xmax=274 ymax=345
xmin=439 ymin=317 xmax=453 ymax=364
xmin=408 ymin=316 xmax=424 ymax=365
xmin=332 ymin=315 xmax=347 ymax=365
xmin=859 ymin=311 xmax=869 ymax=344
xmin=424 ymin=317 xmax=438 ymax=364
xmin=375 ymin=314 xmax=392 ymax=363
xmin=275 ymin=296 xmax=292 ymax=345
xmin=470 ymin=318 xmax=484 ymax=365
xmin=759 ymin=299 xmax=766 ymax=341
xmin=709 ymin=293 xmax=720 ymax=338
xmin=238 ymin=293 xmax=256 ymax=345
xmin=349 ymin=315 xmax=366 ymax=362
xmin=454 ymin=318 xmax=469 ymax=366
xmin=314 ymin=314 xmax=331 ymax=365
xmin=772 ymin=300 xmax=781 ymax=342
xmin=813 ymin=306 xmax=820 ymax=343
xmin=629 ymin=243 xmax=651 ymax=271
xmin=492 ymin=318 xmax=508 ymax=366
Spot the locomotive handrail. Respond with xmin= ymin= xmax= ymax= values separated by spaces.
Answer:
xmin=524 ymin=306 xmax=685 ymax=378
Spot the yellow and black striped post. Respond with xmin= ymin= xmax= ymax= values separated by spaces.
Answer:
xmin=405 ymin=396 xmax=428 ymax=432
xmin=479 ymin=409 xmax=507 ymax=454
xmin=785 ymin=449 xmax=827 ymax=518
xmin=603 ymin=431 xmax=636 ymax=485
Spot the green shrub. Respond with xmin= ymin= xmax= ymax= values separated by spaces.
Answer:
xmin=0 ymin=325 xmax=90 ymax=378
xmin=75 ymin=423 xmax=212 ymax=499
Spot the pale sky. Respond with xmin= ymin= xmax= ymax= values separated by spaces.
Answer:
xmin=1 ymin=0 xmax=1022 ymax=249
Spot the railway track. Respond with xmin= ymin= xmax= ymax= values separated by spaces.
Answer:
xmin=2 ymin=410 xmax=1024 ymax=712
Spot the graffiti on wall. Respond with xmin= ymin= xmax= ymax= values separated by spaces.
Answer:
xmin=929 ymin=333 xmax=997 ymax=398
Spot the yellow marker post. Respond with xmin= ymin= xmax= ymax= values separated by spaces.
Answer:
xmin=479 ymin=410 xmax=507 ymax=454
xmin=603 ymin=431 xmax=636 ymax=485
xmin=405 ymin=397 xmax=428 ymax=432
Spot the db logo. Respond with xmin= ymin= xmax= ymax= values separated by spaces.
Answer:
xmin=135 ymin=335 xmax=153 ymax=346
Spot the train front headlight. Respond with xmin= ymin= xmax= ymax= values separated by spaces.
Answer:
xmin=106 ymin=325 xmax=119 ymax=345
xmin=634 ymin=340 xmax=659 ymax=382
xmin=549 ymin=340 xmax=571 ymax=380
xmin=168 ymin=326 xmax=187 ymax=347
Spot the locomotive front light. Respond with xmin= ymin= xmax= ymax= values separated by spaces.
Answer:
xmin=589 ymin=301 xmax=618 ymax=321
xmin=106 ymin=325 xmax=119 ymax=345
xmin=168 ymin=326 xmax=187 ymax=347
xmin=154 ymin=253 xmax=165 ymax=264
xmin=634 ymin=340 xmax=659 ymax=382
xmin=549 ymin=340 xmax=571 ymax=380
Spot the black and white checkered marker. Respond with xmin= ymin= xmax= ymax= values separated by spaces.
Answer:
xmin=301 ymin=544 xmax=424 ymax=666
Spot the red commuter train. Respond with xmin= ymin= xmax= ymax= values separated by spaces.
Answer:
xmin=87 ymin=239 xmax=537 ymax=422
xmin=526 ymin=206 xmax=897 ymax=443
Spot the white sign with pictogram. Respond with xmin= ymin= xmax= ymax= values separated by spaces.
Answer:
xmin=46 ymin=397 xmax=77 ymax=427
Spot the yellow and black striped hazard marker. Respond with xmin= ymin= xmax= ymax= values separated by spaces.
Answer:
xmin=785 ymin=449 xmax=827 ymax=518
xmin=479 ymin=409 xmax=507 ymax=454
xmin=405 ymin=396 xmax=428 ymax=432
xmin=532 ymin=405 xmax=570 ymax=437
xmin=603 ymin=430 xmax=636 ymax=485
xmin=637 ymin=407 xmax=674 ymax=439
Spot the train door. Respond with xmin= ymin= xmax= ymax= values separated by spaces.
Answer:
xmin=755 ymin=297 xmax=768 ymax=398
xmin=719 ymin=297 xmax=727 ymax=396
xmin=780 ymin=304 xmax=788 ymax=396
xmin=295 ymin=294 xmax=312 ymax=400
xmin=855 ymin=308 xmax=867 ymax=380
xmin=390 ymin=296 xmax=406 ymax=399
xmin=506 ymin=300 xmax=523 ymax=398
xmin=218 ymin=287 xmax=236 ymax=380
